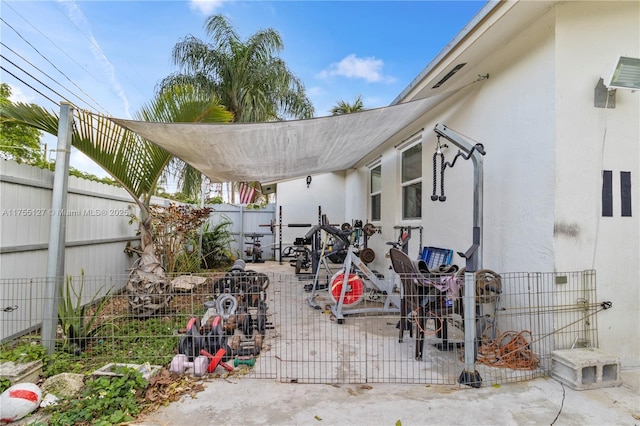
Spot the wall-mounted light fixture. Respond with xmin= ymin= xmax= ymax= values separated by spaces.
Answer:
xmin=605 ymin=56 xmax=640 ymax=90
xmin=306 ymin=175 xmax=312 ymax=188
xmin=595 ymin=56 xmax=640 ymax=109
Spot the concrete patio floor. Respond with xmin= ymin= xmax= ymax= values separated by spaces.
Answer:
xmin=131 ymin=260 xmax=639 ymax=426
xmin=131 ymin=370 xmax=639 ymax=426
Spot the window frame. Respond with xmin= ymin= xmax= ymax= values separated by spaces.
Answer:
xmin=369 ymin=162 xmax=382 ymax=222
xmin=399 ymin=138 xmax=422 ymax=220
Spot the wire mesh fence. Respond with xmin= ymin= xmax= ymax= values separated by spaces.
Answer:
xmin=0 ymin=266 xmax=600 ymax=386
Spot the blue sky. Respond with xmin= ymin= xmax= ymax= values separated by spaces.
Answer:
xmin=2 ymin=0 xmax=487 ymax=178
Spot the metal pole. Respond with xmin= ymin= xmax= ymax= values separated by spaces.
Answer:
xmin=433 ymin=123 xmax=485 ymax=387
xmin=240 ymin=204 xmax=245 ymax=261
xmin=42 ymin=102 xmax=73 ymax=354
xmin=198 ymin=178 xmax=206 ymax=262
xmin=278 ymin=205 xmax=283 ymax=264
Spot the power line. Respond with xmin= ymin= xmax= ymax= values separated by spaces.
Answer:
xmin=1 ymin=53 xmax=91 ymax=111
xmin=0 ymin=12 xmax=111 ymax=114
xmin=0 ymin=66 xmax=59 ymax=107
xmin=1 ymin=41 xmax=107 ymax=113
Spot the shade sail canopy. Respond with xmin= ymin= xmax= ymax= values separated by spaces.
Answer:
xmin=110 ymin=93 xmax=453 ymax=183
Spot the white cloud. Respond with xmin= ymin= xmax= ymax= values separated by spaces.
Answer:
xmin=57 ymin=0 xmax=131 ymax=117
xmin=189 ymin=0 xmax=226 ymax=15
xmin=317 ymin=54 xmax=395 ymax=83
xmin=7 ymin=85 xmax=35 ymax=104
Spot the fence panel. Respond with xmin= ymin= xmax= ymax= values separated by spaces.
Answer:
xmin=2 ymin=267 xmax=600 ymax=386
xmin=1 ymin=162 xmax=277 ymax=340
xmin=1 ymin=160 xmax=138 ymax=280
xmin=208 ymin=204 xmax=276 ymax=261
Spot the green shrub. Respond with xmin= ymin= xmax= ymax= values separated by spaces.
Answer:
xmin=201 ymin=217 xmax=235 ymax=269
xmin=47 ymin=367 xmax=148 ymax=426
xmin=43 ymin=351 xmax=87 ymax=377
xmin=0 ymin=340 xmax=45 ymax=363
xmin=174 ymin=239 xmax=203 ymax=273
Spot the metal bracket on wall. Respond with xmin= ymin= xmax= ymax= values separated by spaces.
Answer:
xmin=594 ymin=78 xmax=616 ymax=108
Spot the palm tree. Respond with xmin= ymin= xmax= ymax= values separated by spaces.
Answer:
xmin=0 ymin=84 xmax=233 ymax=316
xmin=331 ymin=95 xmax=365 ymax=115
xmin=159 ymin=13 xmax=315 ymax=202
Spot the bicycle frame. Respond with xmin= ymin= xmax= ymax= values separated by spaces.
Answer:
xmin=328 ymin=245 xmax=402 ymax=323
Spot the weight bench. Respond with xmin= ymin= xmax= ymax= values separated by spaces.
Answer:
xmin=389 ymin=248 xmax=463 ymax=360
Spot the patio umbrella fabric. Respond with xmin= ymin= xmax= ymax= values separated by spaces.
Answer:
xmin=110 ymin=93 xmax=454 ymax=183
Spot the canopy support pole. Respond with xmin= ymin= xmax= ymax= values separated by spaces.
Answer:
xmin=42 ymin=102 xmax=73 ymax=354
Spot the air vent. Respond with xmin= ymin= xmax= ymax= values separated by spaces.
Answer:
xmin=432 ymin=63 xmax=466 ymax=89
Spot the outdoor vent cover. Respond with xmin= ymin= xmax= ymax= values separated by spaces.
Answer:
xmin=605 ymin=56 xmax=640 ymax=90
xmin=432 ymin=63 xmax=466 ymax=89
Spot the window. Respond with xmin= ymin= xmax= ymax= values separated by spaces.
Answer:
xmin=401 ymin=143 xmax=422 ymax=219
xmin=370 ymin=164 xmax=381 ymax=221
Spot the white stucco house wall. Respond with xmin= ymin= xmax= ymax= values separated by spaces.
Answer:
xmin=276 ymin=0 xmax=639 ymax=367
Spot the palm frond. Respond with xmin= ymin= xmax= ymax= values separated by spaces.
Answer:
xmin=178 ymin=163 xmax=202 ymax=199
xmin=75 ymin=110 xmax=170 ymax=201
xmin=137 ymin=84 xmax=233 ymax=124
xmin=137 ymin=84 xmax=232 ymax=198
xmin=1 ymin=103 xmax=170 ymax=204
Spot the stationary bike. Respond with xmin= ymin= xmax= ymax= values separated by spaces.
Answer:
xmin=309 ymin=223 xmax=408 ymax=323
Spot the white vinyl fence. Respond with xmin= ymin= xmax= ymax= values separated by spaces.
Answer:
xmin=1 ymin=160 xmax=139 ymax=281
xmin=208 ymin=203 xmax=277 ymax=262
xmin=0 ymin=160 xmax=275 ymax=341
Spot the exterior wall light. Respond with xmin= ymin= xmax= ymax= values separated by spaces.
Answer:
xmin=606 ymin=56 xmax=640 ymax=90
xmin=594 ymin=56 xmax=640 ymax=109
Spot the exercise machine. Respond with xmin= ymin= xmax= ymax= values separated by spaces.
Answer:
xmin=432 ymin=123 xmax=487 ymax=388
xmin=244 ymin=233 xmax=264 ymax=263
xmin=307 ymin=221 xmax=407 ymax=323
xmin=281 ymin=236 xmax=312 ymax=274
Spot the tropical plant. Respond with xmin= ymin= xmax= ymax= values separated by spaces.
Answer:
xmin=0 ymin=83 xmax=44 ymax=164
xmin=162 ymin=14 xmax=314 ymax=122
xmin=0 ymin=84 xmax=233 ymax=317
xmin=159 ymin=13 xmax=315 ymax=202
xmin=201 ymin=218 xmax=235 ymax=269
xmin=330 ymin=95 xmax=365 ymax=115
xmin=57 ymin=272 xmax=113 ymax=354
xmin=174 ymin=246 xmax=203 ymax=273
